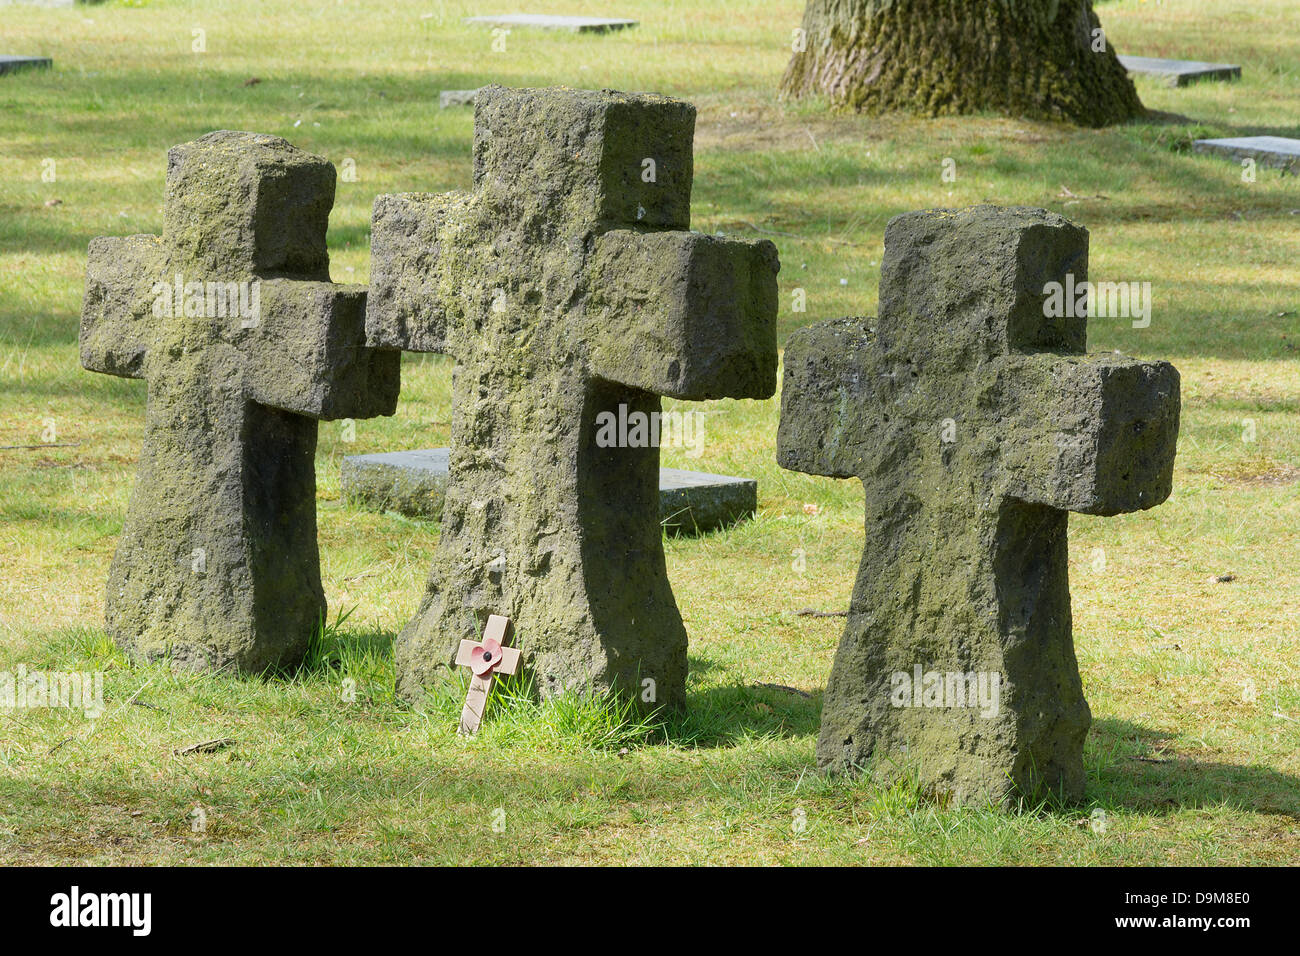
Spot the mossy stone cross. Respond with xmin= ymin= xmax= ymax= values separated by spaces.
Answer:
xmin=777 ymin=206 xmax=1181 ymax=807
xmin=366 ymin=85 xmax=780 ymax=711
xmin=80 ymin=131 xmax=400 ymax=673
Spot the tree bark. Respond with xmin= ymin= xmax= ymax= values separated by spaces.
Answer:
xmin=780 ymin=0 xmax=1144 ymax=127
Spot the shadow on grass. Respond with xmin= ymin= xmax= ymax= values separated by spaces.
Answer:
xmin=289 ymin=631 xmax=822 ymax=746
xmin=658 ymin=702 xmax=1300 ymax=818
xmin=12 ymin=632 xmax=1300 ymax=832
xmin=287 ymin=619 xmax=395 ymax=681
xmin=666 ymin=678 xmax=822 ymax=747
xmin=26 ymin=627 xmax=1297 ymax=820
xmin=1089 ymin=717 xmax=1300 ymax=820
xmin=219 ymin=632 xmax=1300 ymax=827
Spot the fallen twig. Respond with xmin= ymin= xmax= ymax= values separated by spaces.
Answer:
xmin=0 ymin=442 xmax=81 ymax=451
xmin=794 ymin=607 xmax=848 ymax=618
xmin=1057 ymin=184 xmax=1109 ymax=201
xmin=174 ymin=738 xmax=235 ymax=756
xmin=754 ymin=682 xmax=812 ymax=699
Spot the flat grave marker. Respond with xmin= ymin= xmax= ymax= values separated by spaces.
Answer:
xmin=0 ymin=56 xmax=52 ymax=76
xmin=341 ymin=447 xmax=758 ymax=534
xmin=1194 ymin=135 xmax=1300 ymax=170
xmin=463 ymin=14 xmax=637 ymax=33
xmin=1117 ymin=55 xmax=1240 ymax=87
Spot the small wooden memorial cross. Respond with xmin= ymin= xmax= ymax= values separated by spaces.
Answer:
xmin=455 ymin=615 xmax=521 ymax=735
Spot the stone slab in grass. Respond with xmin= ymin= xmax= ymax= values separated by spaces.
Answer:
xmin=463 ymin=14 xmax=637 ymax=33
xmin=658 ymin=466 xmax=757 ymax=535
xmin=1194 ymin=135 xmax=1300 ymax=170
xmin=0 ymin=56 xmax=52 ymax=76
xmin=342 ymin=447 xmax=757 ymax=535
xmin=440 ymin=89 xmax=480 ymax=108
xmin=342 ymin=448 xmax=450 ymax=518
xmin=1117 ymin=55 xmax=1240 ymax=87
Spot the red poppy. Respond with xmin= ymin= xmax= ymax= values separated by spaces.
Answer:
xmin=470 ymin=638 xmax=504 ymax=676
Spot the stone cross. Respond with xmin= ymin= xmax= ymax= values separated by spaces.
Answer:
xmin=80 ymin=130 xmax=400 ymax=673
xmin=455 ymin=614 xmax=521 ymax=734
xmin=777 ymin=206 xmax=1180 ymax=807
xmin=366 ymin=85 xmax=779 ymax=710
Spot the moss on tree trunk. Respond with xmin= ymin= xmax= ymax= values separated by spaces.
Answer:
xmin=780 ymin=0 xmax=1144 ymax=127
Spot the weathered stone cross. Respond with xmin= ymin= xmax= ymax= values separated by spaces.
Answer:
xmin=777 ymin=206 xmax=1180 ymax=807
xmin=367 ymin=85 xmax=779 ymax=710
xmin=81 ymin=130 xmax=399 ymax=672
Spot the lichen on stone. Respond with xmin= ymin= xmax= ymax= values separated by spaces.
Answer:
xmin=777 ymin=205 xmax=1180 ymax=807
xmin=80 ymin=131 xmax=399 ymax=673
xmin=366 ymin=86 xmax=780 ymax=711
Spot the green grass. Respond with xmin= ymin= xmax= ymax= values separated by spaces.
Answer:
xmin=0 ymin=0 xmax=1297 ymax=864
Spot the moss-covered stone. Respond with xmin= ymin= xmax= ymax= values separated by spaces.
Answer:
xmin=777 ymin=206 xmax=1180 ymax=807
xmin=781 ymin=0 xmax=1144 ymax=128
xmin=366 ymin=86 xmax=779 ymax=711
xmin=80 ymin=131 xmax=400 ymax=673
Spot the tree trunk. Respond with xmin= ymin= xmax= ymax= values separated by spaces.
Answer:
xmin=780 ymin=0 xmax=1144 ymax=127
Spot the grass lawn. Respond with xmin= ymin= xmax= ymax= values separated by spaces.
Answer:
xmin=0 ymin=0 xmax=1297 ymax=864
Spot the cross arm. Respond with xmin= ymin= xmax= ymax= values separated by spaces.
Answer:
xmin=241 ymin=280 xmax=401 ymax=421
xmin=586 ymin=230 xmax=779 ymax=401
xmin=80 ymin=235 xmax=166 ymax=379
xmin=776 ymin=318 xmax=892 ymax=479
xmin=365 ymin=191 xmax=469 ymax=353
xmin=995 ymin=353 xmax=1180 ymax=516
